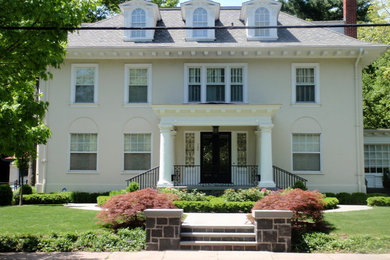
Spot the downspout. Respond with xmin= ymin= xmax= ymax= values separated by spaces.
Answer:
xmin=354 ymin=48 xmax=364 ymax=192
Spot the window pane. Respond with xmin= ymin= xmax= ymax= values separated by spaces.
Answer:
xmin=185 ymin=133 xmax=195 ymax=166
xmin=193 ymin=8 xmax=207 ymax=37
xmin=296 ymin=85 xmax=315 ymax=102
xmin=231 ymin=68 xmax=243 ymax=84
xmin=124 ymin=153 xmax=151 ymax=170
xmin=129 ymin=85 xmax=147 ymax=103
xmin=76 ymin=68 xmax=95 ymax=85
xmin=293 ymin=134 xmax=320 ymax=152
xmin=255 ymin=7 xmax=270 ymax=36
xmin=207 ymin=68 xmax=225 ymax=83
xmin=129 ymin=69 xmax=147 ymax=85
xmin=124 ymin=134 xmax=151 ymax=152
xmin=131 ymin=8 xmax=146 ymax=38
xmin=189 ymin=85 xmax=201 ymax=102
xmin=231 ymin=85 xmax=243 ymax=102
xmin=70 ymin=153 xmax=97 ymax=170
xmin=71 ymin=134 xmax=97 ymax=152
xmin=293 ymin=153 xmax=320 ymax=171
xmin=189 ymin=68 xmax=201 ymax=83
xmin=75 ymin=85 xmax=94 ymax=103
xmin=207 ymin=85 xmax=225 ymax=102
xmin=296 ymin=68 xmax=314 ymax=84
xmin=237 ymin=133 xmax=247 ymax=166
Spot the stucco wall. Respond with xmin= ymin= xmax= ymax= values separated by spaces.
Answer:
xmin=36 ymin=58 xmax=363 ymax=193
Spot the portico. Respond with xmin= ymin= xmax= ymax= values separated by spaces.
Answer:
xmin=152 ymin=104 xmax=281 ymax=189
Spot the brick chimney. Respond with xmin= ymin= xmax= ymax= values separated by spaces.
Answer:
xmin=343 ymin=0 xmax=357 ymax=38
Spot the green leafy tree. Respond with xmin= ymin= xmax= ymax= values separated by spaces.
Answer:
xmin=359 ymin=0 xmax=390 ymax=128
xmin=85 ymin=0 xmax=179 ymax=23
xmin=0 ymin=0 xmax=94 ymax=192
xmin=278 ymin=0 xmax=370 ymax=22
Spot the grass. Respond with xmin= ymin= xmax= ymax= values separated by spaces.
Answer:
xmin=0 ymin=205 xmax=106 ymax=235
xmin=324 ymin=207 xmax=390 ymax=236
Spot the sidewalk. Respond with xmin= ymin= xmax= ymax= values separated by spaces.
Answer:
xmin=1 ymin=251 xmax=389 ymax=260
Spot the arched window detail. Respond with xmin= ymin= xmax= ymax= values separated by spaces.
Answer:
xmin=255 ymin=7 xmax=270 ymax=37
xmin=131 ymin=8 xmax=146 ymax=38
xmin=193 ymin=8 xmax=208 ymax=38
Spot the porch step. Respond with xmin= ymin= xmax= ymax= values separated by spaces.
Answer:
xmin=179 ymin=224 xmax=257 ymax=250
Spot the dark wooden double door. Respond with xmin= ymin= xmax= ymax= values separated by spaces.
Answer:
xmin=200 ymin=132 xmax=231 ymax=183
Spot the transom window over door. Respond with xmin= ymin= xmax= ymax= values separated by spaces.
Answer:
xmin=70 ymin=133 xmax=97 ymax=171
xmin=125 ymin=64 xmax=151 ymax=104
xmin=292 ymin=134 xmax=321 ymax=172
xmin=71 ymin=64 xmax=98 ymax=104
xmin=185 ymin=64 xmax=247 ymax=104
xmin=193 ymin=8 xmax=208 ymax=38
xmin=292 ymin=63 xmax=320 ymax=104
xmin=124 ymin=134 xmax=151 ymax=171
xmin=131 ymin=8 xmax=146 ymax=38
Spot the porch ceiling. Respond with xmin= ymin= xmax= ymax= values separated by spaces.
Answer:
xmin=152 ymin=104 xmax=281 ymax=126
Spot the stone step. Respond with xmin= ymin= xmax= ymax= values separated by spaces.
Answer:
xmin=181 ymin=224 xmax=254 ymax=233
xmin=181 ymin=232 xmax=256 ymax=241
xmin=179 ymin=241 xmax=259 ymax=251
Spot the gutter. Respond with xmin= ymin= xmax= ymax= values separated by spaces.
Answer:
xmin=354 ymin=48 xmax=364 ymax=192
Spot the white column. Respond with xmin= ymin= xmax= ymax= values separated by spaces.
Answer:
xmin=258 ymin=125 xmax=276 ymax=188
xmin=157 ymin=125 xmax=175 ymax=187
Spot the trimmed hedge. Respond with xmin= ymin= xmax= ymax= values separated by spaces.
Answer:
xmin=322 ymin=197 xmax=339 ymax=209
xmin=173 ymin=200 xmax=255 ymax=213
xmin=0 ymin=185 xmax=13 ymax=206
xmin=0 ymin=228 xmax=145 ymax=252
xmin=97 ymin=196 xmax=110 ymax=206
xmin=70 ymin=192 xmax=109 ymax=203
xmin=335 ymin=192 xmax=369 ymax=205
xmin=367 ymin=196 xmax=390 ymax=206
xmin=20 ymin=193 xmax=72 ymax=204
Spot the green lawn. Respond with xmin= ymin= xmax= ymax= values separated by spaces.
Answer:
xmin=0 ymin=205 xmax=106 ymax=235
xmin=324 ymin=207 xmax=390 ymax=236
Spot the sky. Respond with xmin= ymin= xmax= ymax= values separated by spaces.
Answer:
xmin=178 ymin=0 xmax=248 ymax=6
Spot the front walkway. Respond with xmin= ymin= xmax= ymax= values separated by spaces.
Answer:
xmin=1 ymin=251 xmax=389 ymax=260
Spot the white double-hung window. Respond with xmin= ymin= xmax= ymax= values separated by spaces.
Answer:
xmin=124 ymin=133 xmax=151 ymax=171
xmin=193 ymin=8 xmax=208 ymax=38
xmin=131 ymin=8 xmax=146 ymax=38
xmin=292 ymin=63 xmax=320 ymax=104
xmin=125 ymin=64 xmax=152 ymax=104
xmin=71 ymin=64 xmax=98 ymax=104
xmin=70 ymin=133 xmax=98 ymax=171
xmin=255 ymin=7 xmax=270 ymax=37
xmin=292 ymin=133 xmax=321 ymax=172
xmin=185 ymin=64 xmax=247 ymax=103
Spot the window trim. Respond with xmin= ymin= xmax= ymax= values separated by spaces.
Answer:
xmin=68 ymin=133 xmax=98 ymax=174
xmin=124 ymin=64 xmax=152 ymax=106
xmin=184 ymin=63 xmax=248 ymax=104
xmin=291 ymin=63 xmax=320 ymax=105
xmin=123 ymin=132 xmax=153 ymax=174
xmin=291 ymin=133 xmax=322 ymax=174
xmin=70 ymin=64 xmax=98 ymax=105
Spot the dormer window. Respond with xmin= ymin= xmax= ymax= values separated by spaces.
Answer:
xmin=193 ymin=8 xmax=208 ymax=38
xmin=131 ymin=8 xmax=146 ymax=38
xmin=120 ymin=0 xmax=161 ymax=42
xmin=240 ymin=0 xmax=281 ymax=41
xmin=255 ymin=7 xmax=270 ymax=37
xmin=181 ymin=0 xmax=220 ymax=41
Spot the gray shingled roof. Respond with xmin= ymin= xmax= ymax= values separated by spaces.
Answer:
xmin=68 ymin=7 xmax=379 ymax=49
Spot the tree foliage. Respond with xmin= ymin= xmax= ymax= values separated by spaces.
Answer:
xmin=278 ymin=0 xmax=370 ymax=22
xmin=359 ymin=0 xmax=390 ymax=128
xmin=85 ymin=0 xmax=179 ymax=23
xmin=0 ymin=0 xmax=94 ymax=165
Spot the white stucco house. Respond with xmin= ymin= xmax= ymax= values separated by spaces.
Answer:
xmin=35 ymin=0 xmax=388 ymax=193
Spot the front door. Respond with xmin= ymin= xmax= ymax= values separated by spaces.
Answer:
xmin=200 ymin=132 xmax=231 ymax=183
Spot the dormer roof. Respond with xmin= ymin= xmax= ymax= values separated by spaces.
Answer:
xmin=240 ymin=0 xmax=281 ymax=21
xmin=180 ymin=0 xmax=220 ymax=21
xmin=119 ymin=0 xmax=161 ymax=21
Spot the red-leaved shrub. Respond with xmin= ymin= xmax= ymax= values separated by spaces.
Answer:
xmin=252 ymin=189 xmax=325 ymax=225
xmin=98 ymin=188 xmax=178 ymax=229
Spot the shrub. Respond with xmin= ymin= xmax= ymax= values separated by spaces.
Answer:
xmin=323 ymin=192 xmax=336 ymax=198
xmin=350 ymin=192 xmax=368 ymax=205
xmin=109 ymin=190 xmax=126 ymax=197
xmin=322 ymin=197 xmax=339 ymax=209
xmin=174 ymin=200 xmax=255 ymax=213
xmin=126 ymin=182 xmax=140 ymax=193
xmin=19 ymin=193 xmax=72 ymax=204
xmin=71 ymin=192 xmax=109 ymax=203
xmin=292 ymin=180 xmax=307 ymax=190
xmin=223 ymin=188 xmax=269 ymax=202
xmin=252 ymin=189 xmax=325 ymax=225
xmin=159 ymin=188 xmax=209 ymax=201
xmin=98 ymin=188 xmax=178 ymax=229
xmin=0 ymin=185 xmax=13 ymax=206
xmin=97 ymin=196 xmax=111 ymax=206
xmin=336 ymin=192 xmax=352 ymax=204
xmin=367 ymin=196 xmax=390 ymax=206
xmin=367 ymin=193 xmax=389 ymax=197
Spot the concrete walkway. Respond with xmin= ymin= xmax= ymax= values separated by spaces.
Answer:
xmin=1 ymin=251 xmax=389 ymax=260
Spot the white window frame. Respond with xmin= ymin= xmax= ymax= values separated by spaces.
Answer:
xmin=131 ymin=8 xmax=146 ymax=38
xmin=124 ymin=64 xmax=152 ymax=106
xmin=192 ymin=7 xmax=208 ymax=38
xmin=70 ymin=64 xmax=98 ymax=106
xmin=184 ymin=63 xmax=248 ymax=104
xmin=255 ymin=7 xmax=270 ymax=37
xmin=184 ymin=131 xmax=200 ymax=166
xmin=291 ymin=133 xmax=322 ymax=174
xmin=123 ymin=133 xmax=153 ymax=173
xmin=68 ymin=133 xmax=98 ymax=174
xmin=291 ymin=63 xmax=320 ymax=105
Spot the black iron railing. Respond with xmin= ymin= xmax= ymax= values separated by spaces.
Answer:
xmin=173 ymin=165 xmax=259 ymax=186
xmin=126 ymin=167 xmax=159 ymax=189
xmin=273 ymin=165 xmax=308 ymax=189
